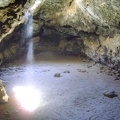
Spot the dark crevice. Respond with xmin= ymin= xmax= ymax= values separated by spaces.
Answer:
xmin=95 ymin=26 xmax=98 ymax=32
xmin=62 ymin=25 xmax=72 ymax=28
xmin=65 ymin=36 xmax=80 ymax=41
xmin=79 ymin=30 xmax=99 ymax=37
xmin=69 ymin=0 xmax=74 ymax=6
xmin=117 ymin=22 xmax=120 ymax=29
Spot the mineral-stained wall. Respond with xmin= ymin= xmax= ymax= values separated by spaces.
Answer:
xmin=0 ymin=0 xmax=15 ymax=7
xmin=0 ymin=0 xmax=29 ymax=65
xmin=0 ymin=0 xmax=120 ymax=70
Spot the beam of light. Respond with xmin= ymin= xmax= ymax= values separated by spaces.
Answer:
xmin=27 ymin=39 xmax=34 ymax=64
xmin=30 ymin=0 xmax=42 ymax=11
xmin=23 ymin=0 xmax=42 ymax=23
xmin=13 ymin=86 xmax=41 ymax=112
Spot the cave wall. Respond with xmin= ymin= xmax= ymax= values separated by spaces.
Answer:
xmin=0 ymin=0 xmax=33 ymax=64
xmin=33 ymin=0 xmax=120 ymax=68
xmin=0 ymin=0 xmax=120 ymax=69
xmin=0 ymin=0 xmax=15 ymax=7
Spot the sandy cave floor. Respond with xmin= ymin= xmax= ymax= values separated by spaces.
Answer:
xmin=0 ymin=52 xmax=120 ymax=120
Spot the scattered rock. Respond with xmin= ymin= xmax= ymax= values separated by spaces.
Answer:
xmin=83 ymin=60 xmax=90 ymax=62
xmin=4 ymin=111 xmax=11 ymax=117
xmin=103 ymin=91 xmax=118 ymax=98
xmin=63 ymin=70 xmax=70 ymax=73
xmin=87 ymin=65 xmax=92 ymax=68
xmin=54 ymin=73 xmax=61 ymax=77
xmin=100 ymin=66 xmax=104 ymax=70
xmin=66 ymin=64 xmax=70 ymax=66
xmin=42 ymin=69 xmax=50 ymax=72
xmin=86 ymin=110 xmax=90 ymax=112
xmin=108 ymin=73 xmax=113 ymax=76
xmin=117 ymin=74 xmax=120 ymax=77
xmin=77 ymin=69 xmax=86 ymax=73
xmin=114 ymin=77 xmax=120 ymax=81
xmin=12 ymin=110 xmax=19 ymax=114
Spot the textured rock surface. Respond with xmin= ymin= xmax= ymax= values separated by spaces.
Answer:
xmin=0 ymin=80 xmax=9 ymax=103
xmin=34 ymin=0 xmax=120 ymax=67
xmin=0 ymin=0 xmax=120 ymax=69
xmin=0 ymin=0 xmax=30 ymax=64
xmin=0 ymin=0 xmax=15 ymax=7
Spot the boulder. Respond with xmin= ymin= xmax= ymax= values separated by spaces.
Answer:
xmin=103 ymin=91 xmax=118 ymax=98
xmin=0 ymin=80 xmax=9 ymax=103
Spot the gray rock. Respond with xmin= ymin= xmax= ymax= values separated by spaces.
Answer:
xmin=114 ymin=77 xmax=120 ymax=81
xmin=103 ymin=91 xmax=118 ymax=98
xmin=54 ymin=73 xmax=61 ymax=77
xmin=77 ymin=69 xmax=86 ymax=73
xmin=0 ymin=80 xmax=9 ymax=103
xmin=63 ymin=70 xmax=70 ymax=73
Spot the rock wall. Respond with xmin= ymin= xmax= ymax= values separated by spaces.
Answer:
xmin=0 ymin=0 xmax=120 ymax=69
xmin=33 ymin=0 xmax=120 ymax=68
xmin=0 ymin=0 xmax=15 ymax=7
xmin=0 ymin=0 xmax=32 ymax=65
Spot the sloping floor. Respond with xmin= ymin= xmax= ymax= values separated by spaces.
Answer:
xmin=0 ymin=52 xmax=120 ymax=120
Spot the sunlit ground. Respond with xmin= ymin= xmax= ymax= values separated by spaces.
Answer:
xmin=13 ymin=86 xmax=41 ymax=112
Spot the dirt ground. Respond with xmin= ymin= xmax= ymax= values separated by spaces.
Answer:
xmin=0 ymin=52 xmax=120 ymax=120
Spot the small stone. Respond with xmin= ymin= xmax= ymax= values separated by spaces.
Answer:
xmin=77 ymin=69 xmax=86 ymax=73
xmin=100 ymin=66 xmax=104 ymax=70
xmin=103 ymin=91 xmax=118 ymax=98
xmin=63 ymin=70 xmax=70 ymax=73
xmin=117 ymin=74 xmax=120 ymax=77
xmin=4 ymin=111 xmax=11 ymax=117
xmin=114 ymin=78 xmax=120 ymax=81
xmin=108 ymin=73 xmax=113 ymax=76
xmin=12 ymin=110 xmax=19 ymax=114
xmin=54 ymin=73 xmax=61 ymax=77
xmin=87 ymin=65 xmax=92 ymax=68
xmin=66 ymin=64 xmax=70 ymax=66
xmin=86 ymin=110 xmax=90 ymax=112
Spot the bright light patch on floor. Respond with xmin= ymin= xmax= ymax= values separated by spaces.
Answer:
xmin=13 ymin=86 xmax=41 ymax=112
